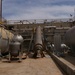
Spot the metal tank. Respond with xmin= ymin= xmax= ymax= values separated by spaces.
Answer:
xmin=65 ymin=26 xmax=75 ymax=55
xmin=0 ymin=27 xmax=14 ymax=56
xmin=12 ymin=34 xmax=23 ymax=43
xmin=0 ymin=0 xmax=9 ymax=56
xmin=9 ymin=42 xmax=21 ymax=56
xmin=0 ymin=37 xmax=9 ymax=56
xmin=9 ymin=34 xmax=23 ymax=62
xmin=33 ymin=26 xmax=44 ymax=58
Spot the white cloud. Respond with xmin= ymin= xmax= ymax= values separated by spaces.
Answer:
xmin=2 ymin=0 xmax=75 ymax=20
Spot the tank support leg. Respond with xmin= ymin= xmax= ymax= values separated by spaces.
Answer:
xmin=0 ymin=49 xmax=2 ymax=60
xmin=8 ymin=52 xmax=11 ymax=63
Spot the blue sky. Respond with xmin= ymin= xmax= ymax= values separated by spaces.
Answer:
xmin=2 ymin=0 xmax=75 ymax=20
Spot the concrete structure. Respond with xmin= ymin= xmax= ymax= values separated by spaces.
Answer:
xmin=51 ymin=53 xmax=75 ymax=75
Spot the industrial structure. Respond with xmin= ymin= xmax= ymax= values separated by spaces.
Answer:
xmin=0 ymin=0 xmax=75 ymax=75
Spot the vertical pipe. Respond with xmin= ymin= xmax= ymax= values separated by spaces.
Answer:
xmin=0 ymin=0 xmax=2 ymax=21
xmin=54 ymin=34 xmax=61 ymax=56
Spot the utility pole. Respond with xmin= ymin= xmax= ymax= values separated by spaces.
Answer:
xmin=0 ymin=0 xmax=2 ymax=22
xmin=74 ymin=8 xmax=75 ymax=21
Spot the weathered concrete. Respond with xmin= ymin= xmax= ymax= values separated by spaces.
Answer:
xmin=51 ymin=53 xmax=75 ymax=75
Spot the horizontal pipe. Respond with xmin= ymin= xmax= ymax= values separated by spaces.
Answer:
xmin=34 ymin=26 xmax=43 ymax=50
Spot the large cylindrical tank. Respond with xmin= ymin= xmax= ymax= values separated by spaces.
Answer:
xmin=9 ymin=41 xmax=21 ymax=56
xmin=0 ymin=37 xmax=9 ymax=55
xmin=65 ymin=26 xmax=75 ymax=55
xmin=0 ymin=27 xmax=14 ymax=55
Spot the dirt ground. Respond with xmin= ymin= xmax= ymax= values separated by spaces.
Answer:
xmin=0 ymin=57 xmax=63 ymax=75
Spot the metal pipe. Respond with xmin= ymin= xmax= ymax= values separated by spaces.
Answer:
xmin=33 ymin=26 xmax=45 ymax=58
xmin=34 ymin=26 xmax=43 ymax=50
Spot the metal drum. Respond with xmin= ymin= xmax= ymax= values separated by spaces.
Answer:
xmin=9 ymin=41 xmax=21 ymax=56
xmin=8 ymin=34 xmax=23 ymax=62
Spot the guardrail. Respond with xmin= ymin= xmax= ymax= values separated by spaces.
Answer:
xmin=3 ymin=18 xmax=73 ymax=25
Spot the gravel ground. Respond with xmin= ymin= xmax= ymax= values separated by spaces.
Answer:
xmin=0 ymin=57 xmax=63 ymax=75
